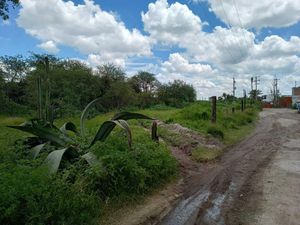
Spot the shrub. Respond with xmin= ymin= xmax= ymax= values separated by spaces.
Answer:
xmin=89 ymin=128 xmax=177 ymax=198
xmin=0 ymin=165 xmax=100 ymax=225
xmin=207 ymin=126 xmax=224 ymax=139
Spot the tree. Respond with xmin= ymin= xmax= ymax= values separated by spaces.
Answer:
xmin=128 ymin=71 xmax=161 ymax=108
xmin=97 ymin=63 xmax=125 ymax=82
xmin=157 ymin=80 xmax=196 ymax=106
xmin=24 ymin=58 xmax=102 ymax=117
xmin=0 ymin=0 xmax=19 ymax=20
xmin=129 ymin=71 xmax=160 ymax=93
xmin=0 ymin=55 xmax=29 ymax=82
xmin=249 ymin=89 xmax=262 ymax=100
xmin=101 ymin=81 xmax=136 ymax=109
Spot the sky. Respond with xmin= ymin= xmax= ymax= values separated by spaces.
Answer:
xmin=1 ymin=0 xmax=300 ymax=99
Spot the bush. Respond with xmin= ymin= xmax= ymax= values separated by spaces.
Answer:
xmin=207 ymin=126 xmax=224 ymax=139
xmin=0 ymin=164 xmax=100 ymax=225
xmin=89 ymin=128 xmax=177 ymax=198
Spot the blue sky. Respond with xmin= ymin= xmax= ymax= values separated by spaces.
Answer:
xmin=1 ymin=0 xmax=300 ymax=98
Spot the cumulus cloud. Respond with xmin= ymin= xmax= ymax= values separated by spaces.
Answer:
xmin=142 ymin=0 xmax=203 ymax=45
xmin=16 ymin=0 xmax=300 ymax=98
xmin=37 ymin=41 xmax=59 ymax=54
xmin=207 ymin=0 xmax=300 ymax=30
xmin=161 ymin=53 xmax=213 ymax=75
xmin=18 ymin=0 xmax=151 ymax=64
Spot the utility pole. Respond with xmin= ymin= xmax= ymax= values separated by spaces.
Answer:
xmin=254 ymin=76 xmax=260 ymax=100
xmin=233 ymin=77 xmax=236 ymax=98
xmin=251 ymin=77 xmax=253 ymax=92
xmin=273 ymin=77 xmax=279 ymax=107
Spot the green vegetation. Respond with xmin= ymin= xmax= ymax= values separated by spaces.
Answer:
xmin=0 ymin=115 xmax=177 ymax=224
xmin=0 ymin=53 xmax=260 ymax=224
xmin=0 ymin=54 xmax=196 ymax=117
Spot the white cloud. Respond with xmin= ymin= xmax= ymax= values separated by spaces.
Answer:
xmin=207 ymin=0 xmax=300 ymax=30
xmin=86 ymin=54 xmax=125 ymax=68
xmin=37 ymin=41 xmax=59 ymax=54
xmin=18 ymin=0 xmax=151 ymax=64
xmin=16 ymin=0 xmax=300 ymax=98
xmin=158 ymin=53 xmax=219 ymax=98
xmin=161 ymin=53 xmax=213 ymax=75
xmin=142 ymin=0 xmax=202 ymax=45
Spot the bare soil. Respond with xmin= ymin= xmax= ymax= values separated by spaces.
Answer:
xmin=161 ymin=108 xmax=300 ymax=225
xmin=104 ymin=109 xmax=300 ymax=225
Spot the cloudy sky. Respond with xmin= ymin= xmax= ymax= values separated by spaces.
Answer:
xmin=1 ymin=0 xmax=300 ymax=98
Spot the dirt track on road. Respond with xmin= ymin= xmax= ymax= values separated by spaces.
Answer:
xmin=161 ymin=109 xmax=300 ymax=225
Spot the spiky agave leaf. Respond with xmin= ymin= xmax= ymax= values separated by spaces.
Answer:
xmin=8 ymin=121 xmax=72 ymax=147
xmin=30 ymin=143 xmax=46 ymax=158
xmin=114 ymin=119 xmax=132 ymax=149
xmin=90 ymin=121 xmax=117 ymax=147
xmin=60 ymin=122 xmax=79 ymax=136
xmin=80 ymin=97 xmax=102 ymax=136
xmin=111 ymin=112 xmax=153 ymax=121
xmin=90 ymin=120 xmax=133 ymax=148
xmin=82 ymin=152 xmax=103 ymax=167
xmin=44 ymin=147 xmax=79 ymax=174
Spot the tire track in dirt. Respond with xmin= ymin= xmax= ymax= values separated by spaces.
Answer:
xmin=161 ymin=109 xmax=285 ymax=225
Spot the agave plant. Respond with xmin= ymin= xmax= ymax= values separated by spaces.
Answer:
xmin=8 ymin=107 xmax=157 ymax=173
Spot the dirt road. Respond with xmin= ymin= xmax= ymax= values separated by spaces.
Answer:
xmin=161 ymin=108 xmax=300 ymax=225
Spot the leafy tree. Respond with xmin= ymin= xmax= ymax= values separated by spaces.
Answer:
xmin=129 ymin=71 xmax=161 ymax=108
xmin=158 ymin=80 xmax=196 ymax=106
xmin=0 ymin=0 xmax=19 ymax=20
xmin=0 ymin=55 xmax=29 ymax=105
xmin=25 ymin=59 xmax=102 ymax=117
xmin=96 ymin=63 xmax=125 ymax=88
xmin=249 ymin=89 xmax=262 ymax=100
xmin=129 ymin=71 xmax=160 ymax=93
xmin=101 ymin=81 xmax=136 ymax=109
xmin=0 ymin=55 xmax=29 ymax=82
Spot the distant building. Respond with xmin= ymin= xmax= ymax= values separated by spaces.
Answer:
xmin=292 ymin=87 xmax=300 ymax=105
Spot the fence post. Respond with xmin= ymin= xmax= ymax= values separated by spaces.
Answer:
xmin=241 ymin=99 xmax=244 ymax=112
xmin=211 ymin=96 xmax=216 ymax=123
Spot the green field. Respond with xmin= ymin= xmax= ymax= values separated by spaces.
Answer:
xmin=0 ymin=102 xmax=258 ymax=224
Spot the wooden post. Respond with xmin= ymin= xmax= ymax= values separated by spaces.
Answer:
xmin=241 ymin=99 xmax=244 ymax=112
xmin=211 ymin=96 xmax=216 ymax=123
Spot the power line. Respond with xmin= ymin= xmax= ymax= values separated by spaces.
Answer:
xmin=218 ymin=0 xmax=245 ymax=60
xmin=231 ymin=0 xmax=252 ymax=50
xmin=197 ymin=1 xmax=237 ymax=64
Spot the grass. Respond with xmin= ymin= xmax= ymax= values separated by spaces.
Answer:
xmin=191 ymin=146 xmax=223 ymax=162
xmin=0 ymin=112 xmax=178 ymax=225
xmin=0 ymin=101 xmax=259 ymax=224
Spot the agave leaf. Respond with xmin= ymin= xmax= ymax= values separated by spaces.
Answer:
xmin=114 ymin=120 xmax=132 ymax=149
xmin=90 ymin=121 xmax=117 ymax=147
xmin=82 ymin=152 xmax=103 ymax=167
xmin=44 ymin=147 xmax=78 ymax=174
xmin=30 ymin=143 xmax=46 ymax=158
xmin=80 ymin=97 xmax=102 ymax=136
xmin=60 ymin=122 xmax=78 ymax=136
xmin=111 ymin=112 xmax=153 ymax=121
xmin=44 ymin=147 xmax=70 ymax=174
xmin=8 ymin=122 xmax=71 ymax=147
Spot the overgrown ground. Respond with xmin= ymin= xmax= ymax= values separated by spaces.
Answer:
xmin=0 ymin=101 xmax=259 ymax=225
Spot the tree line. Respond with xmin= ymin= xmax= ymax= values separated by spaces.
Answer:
xmin=0 ymin=54 xmax=196 ymax=117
